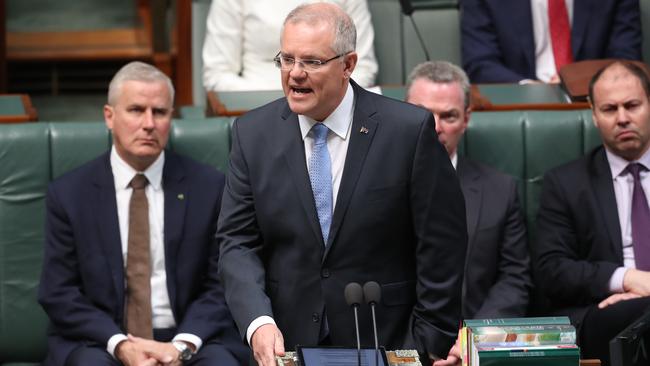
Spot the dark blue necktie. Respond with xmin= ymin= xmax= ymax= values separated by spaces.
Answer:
xmin=309 ymin=123 xmax=333 ymax=245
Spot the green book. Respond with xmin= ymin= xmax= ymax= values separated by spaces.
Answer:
xmin=475 ymin=345 xmax=580 ymax=366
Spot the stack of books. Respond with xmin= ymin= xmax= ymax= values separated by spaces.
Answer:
xmin=460 ymin=316 xmax=580 ymax=366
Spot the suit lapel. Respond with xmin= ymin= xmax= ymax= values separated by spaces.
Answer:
xmin=324 ymin=83 xmax=378 ymax=260
xmin=278 ymin=104 xmax=325 ymax=249
xmin=590 ymin=148 xmax=623 ymax=261
xmin=162 ymin=152 xmax=188 ymax=309
xmin=457 ymin=158 xmax=482 ymax=251
xmin=93 ymin=153 xmax=126 ymax=310
xmin=571 ymin=0 xmax=592 ymax=59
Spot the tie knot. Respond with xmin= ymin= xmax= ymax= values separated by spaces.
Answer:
xmin=627 ymin=163 xmax=648 ymax=180
xmin=311 ymin=123 xmax=329 ymax=144
xmin=130 ymin=174 xmax=149 ymax=190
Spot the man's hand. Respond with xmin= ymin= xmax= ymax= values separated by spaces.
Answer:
xmin=623 ymin=269 xmax=650 ymax=296
xmin=127 ymin=335 xmax=180 ymax=366
xmin=251 ymin=323 xmax=285 ymax=366
xmin=432 ymin=333 xmax=461 ymax=366
xmin=598 ymin=292 xmax=642 ymax=309
xmin=115 ymin=339 xmax=159 ymax=366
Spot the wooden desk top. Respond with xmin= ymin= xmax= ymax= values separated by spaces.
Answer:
xmin=207 ymin=83 xmax=590 ymax=117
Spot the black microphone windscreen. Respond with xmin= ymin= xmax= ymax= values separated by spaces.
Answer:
xmin=344 ymin=282 xmax=364 ymax=306
xmin=398 ymin=0 xmax=414 ymax=15
xmin=363 ymin=281 xmax=381 ymax=305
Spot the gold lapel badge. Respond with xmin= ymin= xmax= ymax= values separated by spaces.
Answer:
xmin=360 ymin=126 xmax=369 ymax=134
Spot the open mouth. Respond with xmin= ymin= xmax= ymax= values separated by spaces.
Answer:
xmin=291 ymin=87 xmax=313 ymax=94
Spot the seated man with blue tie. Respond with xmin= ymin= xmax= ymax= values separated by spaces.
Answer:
xmin=38 ymin=61 xmax=248 ymax=366
xmin=534 ymin=61 xmax=650 ymax=365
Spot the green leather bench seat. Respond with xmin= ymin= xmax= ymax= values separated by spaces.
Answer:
xmin=0 ymin=111 xmax=601 ymax=364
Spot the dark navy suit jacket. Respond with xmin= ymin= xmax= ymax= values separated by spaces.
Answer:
xmin=534 ymin=147 xmax=623 ymax=328
xmin=460 ymin=0 xmax=642 ymax=83
xmin=217 ymin=80 xmax=468 ymax=358
xmin=457 ymin=158 xmax=531 ymax=319
xmin=38 ymin=151 xmax=247 ymax=365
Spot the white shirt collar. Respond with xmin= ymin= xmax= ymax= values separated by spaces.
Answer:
xmin=605 ymin=147 xmax=650 ymax=179
xmin=450 ymin=152 xmax=458 ymax=170
xmin=298 ymin=82 xmax=354 ymax=140
xmin=110 ymin=145 xmax=165 ymax=191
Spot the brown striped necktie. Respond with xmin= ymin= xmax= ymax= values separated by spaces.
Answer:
xmin=125 ymin=173 xmax=153 ymax=339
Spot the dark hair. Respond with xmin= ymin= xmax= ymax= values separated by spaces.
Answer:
xmin=588 ymin=61 xmax=650 ymax=104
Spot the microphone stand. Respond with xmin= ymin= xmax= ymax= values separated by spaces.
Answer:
xmin=370 ymin=303 xmax=379 ymax=366
xmin=353 ymin=304 xmax=361 ymax=366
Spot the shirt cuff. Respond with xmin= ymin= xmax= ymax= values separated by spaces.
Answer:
xmin=608 ymin=267 xmax=627 ymax=293
xmin=107 ymin=334 xmax=128 ymax=358
xmin=246 ymin=316 xmax=276 ymax=345
xmin=173 ymin=333 xmax=202 ymax=352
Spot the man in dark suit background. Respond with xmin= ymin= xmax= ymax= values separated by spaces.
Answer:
xmin=38 ymin=61 xmax=248 ymax=366
xmin=534 ymin=61 xmax=650 ymax=365
xmin=406 ymin=61 xmax=532 ymax=366
xmin=216 ymin=3 xmax=468 ymax=366
xmin=460 ymin=0 xmax=641 ymax=83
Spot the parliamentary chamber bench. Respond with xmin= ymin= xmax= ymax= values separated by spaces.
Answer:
xmin=0 ymin=109 xmax=601 ymax=365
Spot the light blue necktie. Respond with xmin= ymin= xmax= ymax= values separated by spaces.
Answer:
xmin=309 ymin=123 xmax=333 ymax=245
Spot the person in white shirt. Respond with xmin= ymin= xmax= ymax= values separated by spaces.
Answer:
xmin=202 ymin=0 xmax=378 ymax=91
xmin=38 ymin=61 xmax=248 ymax=366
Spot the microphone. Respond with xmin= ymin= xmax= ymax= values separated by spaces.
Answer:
xmin=363 ymin=281 xmax=382 ymax=366
xmin=398 ymin=0 xmax=431 ymax=62
xmin=344 ymin=282 xmax=364 ymax=366
xmin=398 ymin=0 xmax=414 ymax=15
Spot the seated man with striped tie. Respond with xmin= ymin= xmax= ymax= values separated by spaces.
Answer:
xmin=38 ymin=61 xmax=249 ymax=366
xmin=534 ymin=61 xmax=650 ymax=365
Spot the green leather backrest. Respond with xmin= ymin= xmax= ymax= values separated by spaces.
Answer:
xmin=50 ymin=122 xmax=112 ymax=179
xmin=0 ymin=123 xmax=50 ymax=362
xmin=0 ymin=119 xmax=233 ymax=364
xmin=463 ymin=110 xmax=601 ymax=243
xmin=169 ymin=118 xmax=233 ymax=173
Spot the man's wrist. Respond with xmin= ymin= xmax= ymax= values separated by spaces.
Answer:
xmin=107 ymin=333 xmax=129 ymax=358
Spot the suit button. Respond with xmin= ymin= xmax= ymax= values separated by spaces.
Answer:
xmin=321 ymin=268 xmax=330 ymax=278
xmin=312 ymin=313 xmax=320 ymax=322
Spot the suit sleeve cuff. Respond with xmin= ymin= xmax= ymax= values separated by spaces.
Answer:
xmin=173 ymin=333 xmax=202 ymax=352
xmin=107 ymin=334 xmax=128 ymax=358
xmin=247 ymin=316 xmax=276 ymax=345
xmin=608 ymin=267 xmax=627 ymax=293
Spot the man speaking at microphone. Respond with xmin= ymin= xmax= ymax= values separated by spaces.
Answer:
xmin=216 ymin=3 xmax=468 ymax=365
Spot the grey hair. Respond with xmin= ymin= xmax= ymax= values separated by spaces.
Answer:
xmin=282 ymin=2 xmax=356 ymax=55
xmin=107 ymin=61 xmax=174 ymax=105
xmin=406 ymin=61 xmax=471 ymax=109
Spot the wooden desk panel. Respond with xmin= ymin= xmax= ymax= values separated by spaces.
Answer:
xmin=0 ymin=94 xmax=38 ymax=123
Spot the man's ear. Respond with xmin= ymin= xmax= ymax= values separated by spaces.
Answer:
xmin=104 ymin=105 xmax=114 ymax=130
xmin=343 ymin=52 xmax=358 ymax=79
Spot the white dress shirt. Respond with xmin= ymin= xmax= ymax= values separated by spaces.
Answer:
xmin=106 ymin=147 xmax=201 ymax=357
xmin=530 ymin=0 xmax=574 ymax=82
xmin=202 ymin=0 xmax=378 ymax=91
xmin=606 ymin=148 xmax=650 ymax=293
xmin=245 ymin=83 xmax=356 ymax=344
